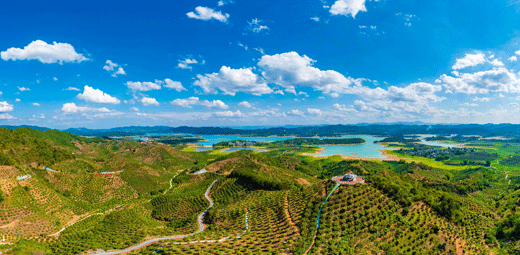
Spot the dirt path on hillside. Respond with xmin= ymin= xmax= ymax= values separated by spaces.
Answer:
xmin=92 ymin=179 xmax=219 ymax=255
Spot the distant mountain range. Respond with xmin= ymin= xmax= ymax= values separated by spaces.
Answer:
xmin=3 ymin=123 xmax=520 ymax=138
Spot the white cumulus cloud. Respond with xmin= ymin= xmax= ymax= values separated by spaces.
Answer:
xmin=0 ymin=113 xmax=15 ymax=120
xmin=307 ymin=108 xmax=323 ymax=115
xmin=164 ymin=79 xmax=186 ymax=92
xmin=1 ymin=40 xmax=88 ymax=64
xmin=238 ymin=101 xmax=253 ymax=108
xmin=329 ymin=0 xmax=367 ymax=18
xmin=177 ymin=58 xmax=199 ymax=70
xmin=0 ymin=101 xmax=14 ymax=112
xmin=194 ymin=66 xmax=273 ymax=96
xmin=32 ymin=103 xmax=40 ymax=106
xmin=77 ymin=85 xmax=120 ymax=104
xmin=141 ymin=97 xmax=160 ymax=106
xmin=126 ymin=80 xmax=162 ymax=91
xmin=103 ymin=60 xmax=126 ymax=77
xmin=452 ymin=52 xmax=487 ymax=70
xmin=171 ymin=97 xmax=228 ymax=109
xmin=61 ymin=103 xmax=111 ymax=114
xmin=287 ymin=109 xmax=305 ymax=116
xmin=187 ymin=7 xmax=229 ymax=22
xmin=213 ymin=110 xmax=245 ymax=118
xmin=258 ymin=51 xmax=355 ymax=96
xmin=18 ymin=86 xmax=30 ymax=92
xmin=440 ymin=67 xmax=520 ymax=94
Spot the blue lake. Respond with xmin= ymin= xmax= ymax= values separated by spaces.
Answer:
xmin=221 ymin=147 xmax=266 ymax=152
xmin=308 ymin=135 xmax=389 ymax=159
xmin=414 ymin=134 xmax=462 ymax=148
xmin=147 ymin=134 xmax=294 ymax=146
xmin=147 ymin=133 xmax=393 ymax=158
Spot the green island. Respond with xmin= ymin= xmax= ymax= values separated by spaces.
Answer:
xmin=1 ymin=127 xmax=520 ymax=255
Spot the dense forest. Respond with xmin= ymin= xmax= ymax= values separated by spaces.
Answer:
xmin=6 ymin=123 xmax=517 ymax=138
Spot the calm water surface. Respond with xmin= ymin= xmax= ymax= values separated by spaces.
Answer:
xmin=309 ymin=135 xmax=389 ymax=158
xmin=414 ymin=134 xmax=462 ymax=148
xmin=148 ymin=134 xmax=392 ymax=157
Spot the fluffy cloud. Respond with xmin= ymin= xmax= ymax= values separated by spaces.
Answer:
xmin=213 ymin=110 xmax=245 ymax=118
xmin=287 ymin=109 xmax=305 ymax=116
xmin=384 ymin=82 xmax=444 ymax=102
xmin=473 ymin=96 xmax=491 ymax=102
xmin=171 ymin=97 xmax=228 ymax=109
xmin=238 ymin=101 xmax=252 ymax=108
xmin=249 ymin=108 xmax=283 ymax=117
xmin=32 ymin=103 xmax=40 ymax=106
xmin=0 ymin=101 xmax=14 ymax=112
xmin=164 ymin=79 xmax=186 ymax=92
xmin=201 ymin=100 xmax=228 ymax=109
xmin=307 ymin=108 xmax=323 ymax=115
xmin=187 ymin=7 xmax=229 ymax=22
xmin=141 ymin=97 xmax=160 ymax=106
xmin=247 ymin=19 xmax=269 ymax=33
xmin=258 ymin=52 xmax=355 ymax=96
xmin=333 ymin=103 xmax=357 ymax=113
xmin=452 ymin=52 xmax=486 ymax=70
xmin=0 ymin=113 xmax=15 ymax=120
xmin=77 ymin=85 xmax=121 ymax=104
xmin=126 ymin=79 xmax=184 ymax=92
xmin=509 ymin=56 xmax=518 ymax=62
xmin=178 ymin=58 xmax=198 ymax=70
xmin=1 ymin=40 xmax=88 ymax=64
xmin=351 ymin=100 xmax=430 ymax=114
xmin=329 ymin=0 xmax=367 ymax=18
xmin=130 ymin=107 xmax=139 ymax=112
xmin=194 ymin=66 xmax=273 ymax=96
xmin=489 ymin=59 xmax=504 ymax=67
xmin=61 ymin=103 xmax=111 ymax=114
xmin=126 ymin=80 xmax=162 ymax=91
xmin=18 ymin=86 xmax=30 ymax=92
xmin=171 ymin=97 xmax=200 ymax=108
xmin=103 ymin=60 xmax=126 ymax=77
xmin=440 ymin=68 xmax=520 ymax=94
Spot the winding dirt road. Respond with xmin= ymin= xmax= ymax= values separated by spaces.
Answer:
xmin=92 ymin=179 xmax=218 ymax=255
xmin=50 ymin=205 xmax=124 ymax=237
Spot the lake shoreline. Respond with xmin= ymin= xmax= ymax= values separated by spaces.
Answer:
xmin=301 ymin=145 xmax=400 ymax=161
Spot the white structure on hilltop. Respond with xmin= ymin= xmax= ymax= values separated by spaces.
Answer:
xmin=341 ymin=174 xmax=357 ymax=182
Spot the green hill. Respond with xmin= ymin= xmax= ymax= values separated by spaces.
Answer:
xmin=1 ymin=127 xmax=520 ymax=254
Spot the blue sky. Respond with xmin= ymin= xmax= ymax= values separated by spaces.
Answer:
xmin=1 ymin=0 xmax=520 ymax=128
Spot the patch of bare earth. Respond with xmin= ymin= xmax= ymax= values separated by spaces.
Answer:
xmin=295 ymin=178 xmax=310 ymax=185
xmin=206 ymin=158 xmax=240 ymax=174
